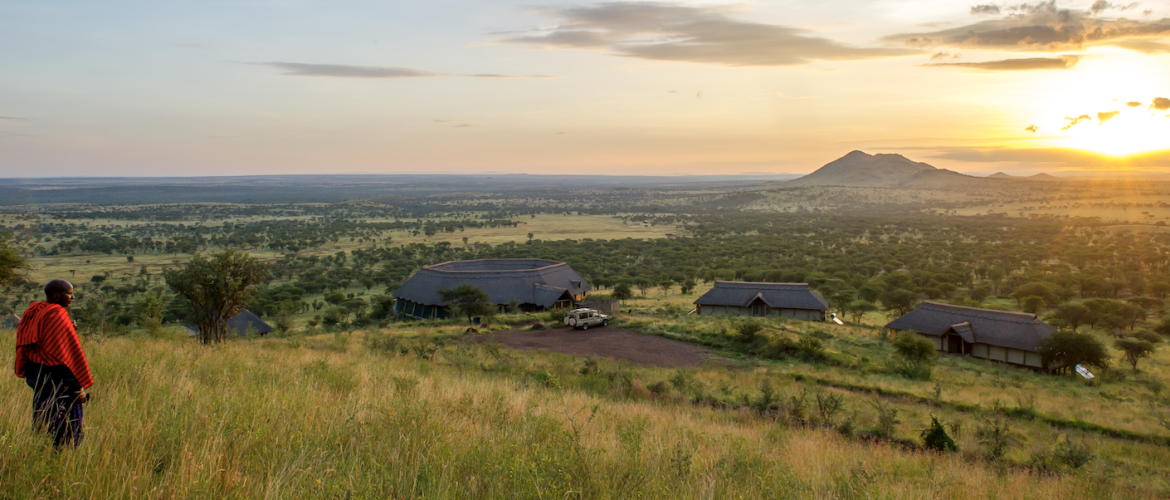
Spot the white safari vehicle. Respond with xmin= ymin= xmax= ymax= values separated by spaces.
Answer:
xmin=564 ymin=308 xmax=609 ymax=330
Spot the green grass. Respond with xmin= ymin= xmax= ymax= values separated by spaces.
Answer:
xmin=0 ymin=325 xmax=1164 ymax=498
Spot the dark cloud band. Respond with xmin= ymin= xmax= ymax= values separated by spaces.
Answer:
xmin=886 ymin=2 xmax=1170 ymax=54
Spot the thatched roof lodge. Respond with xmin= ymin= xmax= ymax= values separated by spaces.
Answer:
xmin=393 ymin=259 xmax=591 ymax=319
xmin=693 ymin=281 xmax=828 ymax=321
xmin=885 ymin=301 xmax=1055 ymax=368
xmin=186 ymin=310 xmax=274 ymax=337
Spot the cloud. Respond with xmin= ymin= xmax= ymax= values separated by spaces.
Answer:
xmin=1097 ymin=110 xmax=1121 ymax=123
xmin=1090 ymin=1 xmax=1140 ymax=15
xmin=1126 ymin=100 xmax=1143 ymax=107
xmin=930 ymin=51 xmax=961 ymax=60
xmin=254 ymin=62 xmax=555 ymax=79
xmin=1062 ymin=114 xmax=1092 ymax=130
xmin=971 ymin=5 xmax=1002 ymax=15
xmin=258 ymin=63 xmax=440 ymax=78
xmin=924 ymin=55 xmax=1081 ymax=70
xmin=1025 ymin=124 xmax=1039 ymax=132
xmin=1152 ymin=97 xmax=1170 ymax=110
xmin=0 ymin=116 xmax=26 ymax=120
xmin=885 ymin=2 xmax=1170 ymax=53
xmin=496 ymin=2 xmax=918 ymax=67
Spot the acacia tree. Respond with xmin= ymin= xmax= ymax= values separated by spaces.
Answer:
xmin=0 ymin=234 xmax=27 ymax=287
xmin=164 ymin=250 xmax=270 ymax=344
xmin=438 ymin=284 xmax=494 ymax=322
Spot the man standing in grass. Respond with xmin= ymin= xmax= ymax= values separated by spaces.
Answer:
xmin=14 ymin=280 xmax=92 ymax=448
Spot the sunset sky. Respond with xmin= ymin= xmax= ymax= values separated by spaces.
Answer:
xmin=1 ymin=0 xmax=1168 ymax=177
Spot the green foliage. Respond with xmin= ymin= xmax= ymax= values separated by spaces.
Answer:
xmin=1038 ymin=331 xmax=1109 ymax=371
xmin=1114 ymin=338 xmax=1156 ymax=372
xmin=1020 ymin=295 xmax=1047 ymax=314
xmin=892 ymin=333 xmax=935 ymax=380
xmin=735 ymin=320 xmax=763 ymax=343
xmin=920 ymin=416 xmax=957 ymax=452
xmin=1130 ymin=329 xmax=1162 ymax=344
xmin=976 ymin=413 xmax=1013 ymax=460
xmin=612 ymin=283 xmax=634 ymax=301
xmin=814 ymin=392 xmax=845 ymax=426
xmin=163 ymin=250 xmax=270 ymax=344
xmin=882 ymin=289 xmax=918 ymax=317
xmin=0 ymin=233 xmax=27 ymax=287
xmin=1049 ymin=303 xmax=1090 ymax=331
xmin=438 ymin=284 xmax=495 ymax=322
xmin=870 ymin=399 xmax=900 ymax=438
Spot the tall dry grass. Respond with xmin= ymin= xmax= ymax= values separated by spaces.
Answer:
xmin=0 ymin=329 xmax=1154 ymax=499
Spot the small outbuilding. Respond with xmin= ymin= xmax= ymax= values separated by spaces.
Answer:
xmin=885 ymin=301 xmax=1054 ymax=368
xmin=693 ymin=281 xmax=828 ymax=321
xmin=1 ymin=314 xmax=19 ymax=329
xmin=186 ymin=310 xmax=274 ymax=337
xmin=393 ymin=259 xmax=591 ymax=319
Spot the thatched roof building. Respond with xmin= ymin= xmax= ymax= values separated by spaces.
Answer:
xmin=393 ymin=259 xmax=591 ymax=319
xmin=186 ymin=310 xmax=274 ymax=337
xmin=693 ymin=281 xmax=828 ymax=321
xmin=885 ymin=301 xmax=1054 ymax=368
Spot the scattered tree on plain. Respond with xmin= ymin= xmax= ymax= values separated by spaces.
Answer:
xmin=164 ymin=250 xmax=270 ymax=344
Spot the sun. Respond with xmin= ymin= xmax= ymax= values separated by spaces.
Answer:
xmin=1018 ymin=48 xmax=1170 ymax=157
xmin=1059 ymin=110 xmax=1170 ymax=157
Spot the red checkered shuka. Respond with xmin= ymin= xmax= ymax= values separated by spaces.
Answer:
xmin=14 ymin=302 xmax=93 ymax=389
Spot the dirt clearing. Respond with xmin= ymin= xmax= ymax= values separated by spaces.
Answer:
xmin=471 ymin=326 xmax=714 ymax=367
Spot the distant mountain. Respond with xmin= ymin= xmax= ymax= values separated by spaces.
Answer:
xmin=1027 ymin=173 xmax=1064 ymax=181
xmin=987 ymin=172 xmax=1014 ymax=178
xmin=788 ymin=151 xmax=982 ymax=187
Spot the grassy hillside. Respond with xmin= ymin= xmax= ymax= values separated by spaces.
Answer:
xmin=0 ymin=323 xmax=1158 ymax=499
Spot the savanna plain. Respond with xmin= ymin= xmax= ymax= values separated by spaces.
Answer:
xmin=4 ymin=175 xmax=1170 ymax=498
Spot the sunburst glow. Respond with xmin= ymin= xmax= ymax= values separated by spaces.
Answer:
xmin=1059 ymin=110 xmax=1170 ymax=157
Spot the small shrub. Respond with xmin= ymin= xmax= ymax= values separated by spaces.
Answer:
xmin=977 ymin=413 xmax=1013 ymax=460
xmin=533 ymin=370 xmax=560 ymax=388
xmin=1053 ymin=438 xmax=1093 ymax=470
xmin=736 ymin=320 xmax=763 ymax=343
xmin=920 ymin=415 xmax=957 ymax=452
xmin=814 ymin=392 xmax=844 ymax=426
xmin=797 ymin=336 xmax=826 ymax=361
xmin=787 ymin=389 xmax=809 ymax=422
xmin=870 ymin=399 xmax=900 ymax=438
xmin=668 ymin=370 xmax=692 ymax=393
xmin=754 ymin=379 xmax=778 ymax=413
xmin=580 ymin=356 xmax=600 ymax=375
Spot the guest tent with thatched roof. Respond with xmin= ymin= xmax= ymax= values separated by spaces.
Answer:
xmin=186 ymin=310 xmax=273 ymax=337
xmin=693 ymin=281 xmax=828 ymax=321
xmin=393 ymin=259 xmax=591 ymax=319
xmin=885 ymin=301 xmax=1054 ymax=368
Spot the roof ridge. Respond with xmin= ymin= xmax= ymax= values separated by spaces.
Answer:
xmin=920 ymin=301 xmax=1039 ymax=324
xmin=714 ymin=281 xmax=810 ymax=288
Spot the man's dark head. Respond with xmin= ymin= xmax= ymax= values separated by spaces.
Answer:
xmin=45 ymin=280 xmax=74 ymax=307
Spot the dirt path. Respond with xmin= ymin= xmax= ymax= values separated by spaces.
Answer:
xmin=471 ymin=326 xmax=714 ymax=367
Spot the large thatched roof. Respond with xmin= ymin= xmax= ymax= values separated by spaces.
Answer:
xmin=885 ymin=301 xmax=1054 ymax=352
xmin=393 ymin=259 xmax=591 ymax=309
xmin=693 ymin=281 xmax=828 ymax=310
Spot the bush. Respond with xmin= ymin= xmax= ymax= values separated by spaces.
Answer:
xmin=870 ymin=399 xmax=900 ymax=438
xmin=892 ymin=333 xmax=936 ymax=380
xmin=1037 ymin=331 xmax=1109 ymax=372
xmin=736 ymin=320 xmax=763 ymax=342
xmin=612 ymin=283 xmax=634 ymax=301
xmin=976 ymin=414 xmax=1013 ymax=460
xmin=920 ymin=415 xmax=957 ymax=452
